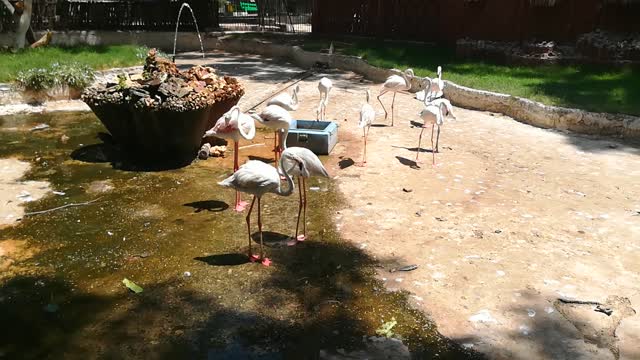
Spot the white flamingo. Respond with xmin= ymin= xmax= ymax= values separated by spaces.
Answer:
xmin=357 ymin=89 xmax=376 ymax=166
xmin=218 ymin=156 xmax=301 ymax=266
xmin=378 ymin=68 xmax=414 ymax=126
xmin=424 ymin=66 xmax=445 ymax=102
xmin=251 ymin=105 xmax=293 ymax=164
xmin=267 ymin=84 xmax=300 ymax=111
xmin=316 ymin=77 xmax=332 ymax=121
xmin=280 ymin=147 xmax=329 ymax=245
xmin=428 ymin=98 xmax=457 ymax=153
xmin=417 ymin=85 xmax=446 ymax=166
xmin=204 ymin=106 xmax=256 ymax=212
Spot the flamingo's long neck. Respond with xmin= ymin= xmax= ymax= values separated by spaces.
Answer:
xmin=276 ymin=157 xmax=295 ymax=196
xmin=402 ymin=72 xmax=412 ymax=90
xmin=423 ymin=79 xmax=433 ymax=107
xmin=280 ymin=127 xmax=289 ymax=151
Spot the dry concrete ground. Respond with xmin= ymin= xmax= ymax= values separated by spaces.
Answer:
xmin=1 ymin=51 xmax=638 ymax=359
xmin=184 ymin=51 xmax=640 ymax=360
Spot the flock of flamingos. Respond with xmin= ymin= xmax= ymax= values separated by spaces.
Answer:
xmin=206 ymin=66 xmax=455 ymax=266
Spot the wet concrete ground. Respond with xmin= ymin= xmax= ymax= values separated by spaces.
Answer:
xmin=0 ymin=109 xmax=478 ymax=358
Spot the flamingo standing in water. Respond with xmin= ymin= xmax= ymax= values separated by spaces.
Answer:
xmin=357 ymin=89 xmax=376 ymax=166
xmin=251 ymin=105 xmax=293 ymax=164
xmin=204 ymin=106 xmax=256 ymax=212
xmin=218 ymin=156 xmax=301 ymax=266
xmin=378 ymin=68 xmax=414 ymax=126
xmin=316 ymin=77 xmax=332 ymax=121
xmin=280 ymin=147 xmax=329 ymax=245
xmin=267 ymin=84 xmax=300 ymax=111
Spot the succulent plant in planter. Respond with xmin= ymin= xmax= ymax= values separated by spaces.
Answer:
xmin=81 ymin=49 xmax=245 ymax=167
xmin=15 ymin=62 xmax=95 ymax=102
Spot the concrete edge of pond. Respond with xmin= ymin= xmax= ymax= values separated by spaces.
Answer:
xmin=213 ymin=36 xmax=640 ymax=140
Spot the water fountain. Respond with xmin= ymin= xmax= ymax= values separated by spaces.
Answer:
xmin=81 ymin=4 xmax=243 ymax=167
xmin=171 ymin=2 xmax=205 ymax=63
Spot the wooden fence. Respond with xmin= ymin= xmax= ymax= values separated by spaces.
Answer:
xmin=312 ymin=0 xmax=640 ymax=43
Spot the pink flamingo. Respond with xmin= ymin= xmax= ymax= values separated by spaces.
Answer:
xmin=251 ymin=105 xmax=292 ymax=165
xmin=280 ymin=147 xmax=329 ymax=245
xmin=357 ymin=89 xmax=376 ymax=166
xmin=378 ymin=68 xmax=414 ymax=126
xmin=218 ymin=156 xmax=301 ymax=266
xmin=204 ymin=106 xmax=256 ymax=212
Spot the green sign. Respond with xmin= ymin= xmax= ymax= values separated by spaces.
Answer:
xmin=239 ymin=2 xmax=258 ymax=12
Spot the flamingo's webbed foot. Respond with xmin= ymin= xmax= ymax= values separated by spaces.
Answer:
xmin=261 ymin=257 xmax=272 ymax=267
xmin=234 ymin=201 xmax=249 ymax=212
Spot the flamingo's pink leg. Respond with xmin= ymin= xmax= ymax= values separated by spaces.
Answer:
xmin=246 ymin=196 xmax=259 ymax=262
xmin=288 ymin=177 xmax=304 ymax=246
xmin=257 ymin=197 xmax=271 ymax=266
xmin=234 ymin=141 xmax=248 ymax=212
xmin=300 ymin=177 xmax=307 ymax=241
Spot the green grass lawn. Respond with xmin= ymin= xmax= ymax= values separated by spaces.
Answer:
xmin=0 ymin=45 xmax=145 ymax=83
xmin=230 ymin=33 xmax=640 ymax=116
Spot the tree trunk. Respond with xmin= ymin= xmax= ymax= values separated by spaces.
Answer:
xmin=14 ymin=0 xmax=33 ymax=49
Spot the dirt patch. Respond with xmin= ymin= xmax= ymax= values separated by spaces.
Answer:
xmin=0 ymin=158 xmax=50 ymax=228
xmin=554 ymin=296 xmax=636 ymax=359
xmin=0 ymin=239 xmax=41 ymax=279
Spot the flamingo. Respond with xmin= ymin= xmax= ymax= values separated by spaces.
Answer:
xmin=417 ymin=79 xmax=446 ymax=167
xmin=378 ymin=68 xmax=414 ymax=126
xmin=251 ymin=105 xmax=293 ymax=164
xmin=218 ymin=156 xmax=300 ymax=266
xmin=204 ymin=106 xmax=256 ymax=212
xmin=280 ymin=147 xmax=329 ymax=245
xmin=428 ymin=97 xmax=457 ymax=153
xmin=357 ymin=89 xmax=376 ymax=166
xmin=316 ymin=77 xmax=332 ymax=121
xmin=267 ymin=84 xmax=300 ymax=111
xmin=424 ymin=66 xmax=445 ymax=102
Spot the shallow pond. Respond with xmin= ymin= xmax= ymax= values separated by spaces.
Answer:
xmin=0 ymin=112 xmax=481 ymax=359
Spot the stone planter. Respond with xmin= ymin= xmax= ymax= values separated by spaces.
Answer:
xmin=81 ymin=49 xmax=245 ymax=168
xmin=86 ymin=94 xmax=240 ymax=167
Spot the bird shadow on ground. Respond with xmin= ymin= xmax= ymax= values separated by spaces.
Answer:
xmin=248 ymin=155 xmax=275 ymax=164
xmin=371 ymin=123 xmax=390 ymax=128
xmin=392 ymin=145 xmax=433 ymax=154
xmin=338 ymin=157 xmax=355 ymax=169
xmin=183 ymin=200 xmax=229 ymax=213
xmin=409 ymin=120 xmax=425 ymax=128
xmin=194 ymin=253 xmax=249 ymax=266
xmin=251 ymin=231 xmax=293 ymax=248
xmin=395 ymin=156 xmax=422 ymax=169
